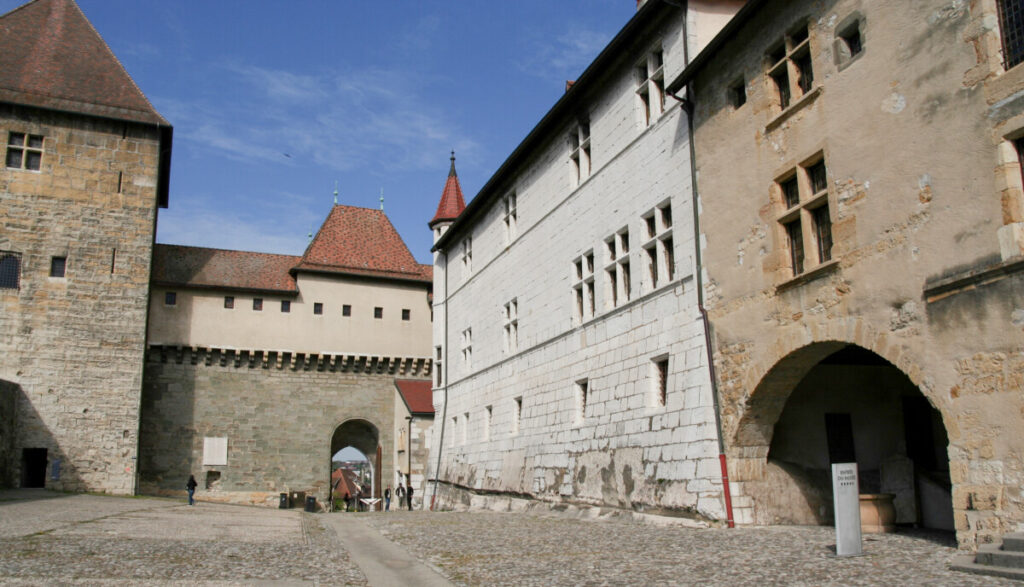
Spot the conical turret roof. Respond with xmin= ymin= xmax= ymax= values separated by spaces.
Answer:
xmin=429 ymin=152 xmax=466 ymax=228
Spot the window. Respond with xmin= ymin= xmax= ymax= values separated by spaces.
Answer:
xmin=462 ymin=412 xmax=470 ymax=445
xmin=281 ymin=300 xmax=291 ymax=313
xmin=834 ymin=16 xmax=863 ymax=68
xmin=504 ymin=192 xmax=518 ymax=242
xmin=636 ymin=49 xmax=665 ymax=127
xmin=653 ymin=356 xmax=669 ymax=407
xmin=572 ymin=251 xmax=595 ymax=323
xmin=576 ymin=379 xmax=589 ymax=424
xmin=252 ymin=298 xmax=263 ymax=311
xmin=342 ymin=304 xmax=351 ymax=316
xmin=999 ymin=0 xmax=1024 ymax=69
xmin=766 ymin=24 xmax=814 ymax=111
xmin=49 ymin=256 xmax=66 ymax=278
xmin=461 ymin=328 xmax=472 ymax=369
xmin=641 ymin=204 xmax=674 ymax=291
xmin=224 ymin=296 xmax=234 ymax=309
xmin=402 ymin=308 xmax=411 ymax=321
xmin=777 ymin=155 xmax=834 ymax=277
xmin=313 ymin=302 xmax=323 ymax=315
xmin=484 ymin=405 xmax=493 ymax=441
xmin=504 ymin=299 xmax=518 ymax=353
xmin=164 ymin=291 xmax=177 ymax=306
xmin=5 ymin=132 xmax=42 ymax=171
xmin=513 ymin=396 xmax=523 ymax=436
xmin=728 ymin=77 xmax=747 ymax=108
xmin=461 ymin=237 xmax=472 ymax=274
xmin=374 ymin=306 xmax=383 ymax=319
xmin=435 ymin=345 xmax=443 ymax=387
xmin=570 ymin=122 xmax=591 ymax=187
xmin=1 ymin=252 xmax=23 ymax=289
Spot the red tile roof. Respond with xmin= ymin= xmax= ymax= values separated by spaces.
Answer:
xmin=429 ymin=153 xmax=466 ymax=227
xmin=296 ymin=205 xmax=431 ymax=283
xmin=331 ymin=468 xmax=360 ymax=498
xmin=0 ymin=0 xmax=169 ymax=126
xmin=395 ymin=379 xmax=434 ymax=415
xmin=152 ymin=244 xmax=299 ymax=294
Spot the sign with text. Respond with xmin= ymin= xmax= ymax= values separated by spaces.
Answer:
xmin=832 ymin=462 xmax=862 ymax=557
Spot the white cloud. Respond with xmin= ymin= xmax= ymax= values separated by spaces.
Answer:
xmin=516 ymin=26 xmax=614 ymax=81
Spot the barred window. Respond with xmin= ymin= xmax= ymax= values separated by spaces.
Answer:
xmin=6 ymin=132 xmax=42 ymax=171
xmin=999 ymin=0 xmax=1024 ymax=69
xmin=0 ymin=251 xmax=22 ymax=289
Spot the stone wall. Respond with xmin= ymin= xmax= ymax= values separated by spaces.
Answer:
xmin=0 ymin=105 xmax=161 ymax=494
xmin=139 ymin=347 xmax=398 ymax=507
xmin=0 ymin=380 xmax=16 ymax=487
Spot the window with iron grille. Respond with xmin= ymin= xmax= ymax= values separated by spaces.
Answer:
xmin=999 ymin=0 xmax=1024 ymax=69
xmin=766 ymin=24 xmax=815 ymax=111
xmin=777 ymin=154 xmax=834 ymax=277
xmin=6 ymin=132 xmax=42 ymax=171
xmin=1 ymin=251 xmax=22 ymax=289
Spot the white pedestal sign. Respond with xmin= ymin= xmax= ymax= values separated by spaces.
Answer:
xmin=832 ymin=462 xmax=862 ymax=557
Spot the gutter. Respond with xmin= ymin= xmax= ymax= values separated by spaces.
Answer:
xmin=671 ymin=0 xmax=734 ymax=527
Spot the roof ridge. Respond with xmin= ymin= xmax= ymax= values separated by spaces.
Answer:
xmin=156 ymin=242 xmax=302 ymax=259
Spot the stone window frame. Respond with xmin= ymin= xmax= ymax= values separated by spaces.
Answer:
xmin=503 ymin=192 xmax=518 ymax=243
xmin=49 ymin=256 xmax=67 ymax=278
xmin=995 ymin=133 xmax=1024 ymax=260
xmin=833 ymin=12 xmax=866 ymax=71
xmin=775 ymin=152 xmax=835 ymax=278
xmin=5 ymin=131 xmax=43 ymax=171
xmin=503 ymin=298 xmax=518 ymax=353
xmin=281 ymin=300 xmax=291 ymax=313
xmin=636 ymin=47 xmax=666 ymax=128
xmin=641 ymin=202 xmax=675 ymax=293
xmin=765 ymin=22 xmax=815 ymax=113
xmin=164 ymin=291 xmax=177 ymax=306
xmin=461 ymin=327 xmax=472 ymax=370
xmin=569 ymin=120 xmax=591 ymax=188
xmin=224 ymin=296 xmax=234 ymax=309
xmin=572 ymin=250 xmax=596 ymax=324
xmin=604 ymin=227 xmax=631 ymax=309
xmin=651 ymin=354 xmax=670 ymax=407
xmin=575 ymin=378 xmax=590 ymax=426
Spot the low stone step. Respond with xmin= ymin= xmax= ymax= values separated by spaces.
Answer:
xmin=1003 ymin=533 xmax=1024 ymax=553
xmin=976 ymin=544 xmax=1024 ymax=569
xmin=951 ymin=554 xmax=1024 ymax=582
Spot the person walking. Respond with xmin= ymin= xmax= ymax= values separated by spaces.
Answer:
xmin=186 ymin=474 xmax=197 ymax=506
xmin=396 ymin=483 xmax=405 ymax=509
xmin=384 ymin=485 xmax=392 ymax=511
xmin=406 ymin=482 xmax=414 ymax=511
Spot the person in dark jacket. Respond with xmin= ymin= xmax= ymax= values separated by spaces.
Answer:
xmin=384 ymin=485 xmax=392 ymax=511
xmin=406 ymin=482 xmax=414 ymax=511
xmin=186 ymin=475 xmax=198 ymax=506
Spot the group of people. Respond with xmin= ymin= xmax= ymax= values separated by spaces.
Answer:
xmin=383 ymin=482 xmax=414 ymax=511
xmin=185 ymin=473 xmax=417 ymax=512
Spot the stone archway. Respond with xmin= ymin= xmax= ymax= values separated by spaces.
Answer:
xmin=330 ymin=419 xmax=382 ymax=506
xmin=728 ymin=342 xmax=953 ymax=531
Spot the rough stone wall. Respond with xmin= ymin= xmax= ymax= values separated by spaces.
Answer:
xmin=431 ymin=12 xmax=725 ymax=520
xmin=139 ymin=349 xmax=396 ymax=507
xmin=690 ymin=0 xmax=1024 ymax=548
xmin=0 ymin=105 xmax=160 ymax=494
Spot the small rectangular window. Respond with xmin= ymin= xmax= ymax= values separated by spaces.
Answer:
xmin=654 ymin=357 xmax=669 ymax=406
xmin=576 ymin=379 xmax=589 ymax=423
xmin=49 ymin=256 xmax=66 ymax=278
xmin=782 ymin=176 xmax=800 ymax=208
xmin=165 ymin=291 xmax=177 ymax=306
xmin=6 ymin=132 xmax=43 ymax=171
xmin=808 ymin=160 xmax=828 ymax=194
xmin=342 ymin=304 xmax=351 ymax=316
xmin=728 ymin=78 xmax=746 ymax=108
xmin=998 ymin=0 xmax=1024 ymax=69
xmin=281 ymin=300 xmax=291 ymax=313
xmin=514 ymin=396 xmax=523 ymax=435
xmin=813 ymin=206 xmax=833 ymax=263
xmin=313 ymin=302 xmax=323 ymax=315
xmin=374 ymin=307 xmax=383 ymax=319
xmin=251 ymin=298 xmax=262 ymax=311
xmin=839 ymin=21 xmax=862 ymax=58
xmin=224 ymin=296 xmax=234 ymax=309
xmin=402 ymin=308 xmax=411 ymax=321
xmin=785 ymin=219 xmax=805 ymax=274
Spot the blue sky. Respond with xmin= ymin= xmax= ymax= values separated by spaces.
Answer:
xmin=3 ymin=0 xmax=636 ymax=263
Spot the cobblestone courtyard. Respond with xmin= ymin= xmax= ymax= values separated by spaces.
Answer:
xmin=0 ymin=491 xmax=1015 ymax=585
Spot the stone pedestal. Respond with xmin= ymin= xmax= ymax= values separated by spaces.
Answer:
xmin=859 ymin=493 xmax=897 ymax=533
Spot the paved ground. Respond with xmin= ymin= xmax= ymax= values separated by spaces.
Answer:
xmin=0 ymin=490 xmax=1017 ymax=586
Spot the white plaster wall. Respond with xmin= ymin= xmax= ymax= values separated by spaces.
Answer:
xmin=430 ymin=12 xmax=725 ymax=519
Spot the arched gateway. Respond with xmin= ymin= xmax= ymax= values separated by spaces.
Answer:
xmin=330 ymin=419 xmax=382 ymax=506
xmin=729 ymin=342 xmax=953 ymax=531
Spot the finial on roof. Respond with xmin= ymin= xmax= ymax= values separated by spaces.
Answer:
xmin=380 ymin=187 xmax=384 ymax=211
xmin=308 ymin=224 xmax=313 ymax=242
xmin=333 ymin=181 xmax=339 ymax=205
xmin=449 ymin=150 xmax=457 ymax=177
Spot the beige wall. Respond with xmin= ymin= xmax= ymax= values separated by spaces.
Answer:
xmin=149 ymin=272 xmax=431 ymax=358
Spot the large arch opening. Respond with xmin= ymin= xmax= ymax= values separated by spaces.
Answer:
xmin=330 ymin=419 xmax=381 ymax=509
xmin=737 ymin=343 xmax=953 ymax=531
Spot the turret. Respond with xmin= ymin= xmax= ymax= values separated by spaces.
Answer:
xmin=428 ymin=151 xmax=466 ymax=244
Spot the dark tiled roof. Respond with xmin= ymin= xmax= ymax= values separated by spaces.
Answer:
xmin=429 ymin=154 xmax=466 ymax=227
xmin=152 ymin=244 xmax=299 ymax=294
xmin=296 ymin=205 xmax=431 ymax=283
xmin=0 ymin=0 xmax=169 ymax=126
xmin=395 ymin=379 xmax=434 ymax=415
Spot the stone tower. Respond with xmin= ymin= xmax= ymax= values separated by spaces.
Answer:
xmin=0 ymin=0 xmax=172 ymax=493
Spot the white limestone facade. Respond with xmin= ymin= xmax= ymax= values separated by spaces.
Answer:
xmin=429 ymin=4 xmax=737 ymax=522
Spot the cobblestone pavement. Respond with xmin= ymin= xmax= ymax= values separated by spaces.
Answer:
xmin=0 ymin=490 xmax=366 ymax=586
xmin=367 ymin=509 xmax=1019 ymax=586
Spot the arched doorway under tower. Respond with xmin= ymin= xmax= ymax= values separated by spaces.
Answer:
xmin=736 ymin=343 xmax=953 ymax=531
xmin=330 ymin=419 xmax=381 ymax=508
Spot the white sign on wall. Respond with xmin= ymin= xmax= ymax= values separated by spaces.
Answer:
xmin=203 ymin=436 xmax=228 ymax=466
xmin=832 ymin=462 xmax=862 ymax=557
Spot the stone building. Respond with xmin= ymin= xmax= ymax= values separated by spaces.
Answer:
xmin=0 ymin=0 xmax=172 ymax=493
xmin=140 ymin=205 xmax=433 ymax=507
xmin=394 ymin=379 xmax=434 ymax=505
xmin=427 ymin=2 xmax=743 ymax=519
xmin=663 ymin=0 xmax=1024 ymax=549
